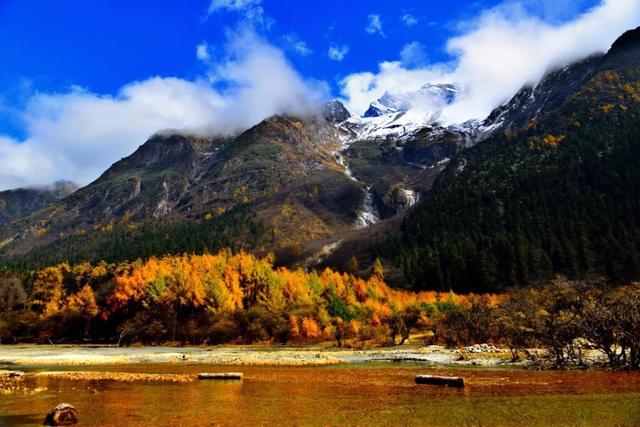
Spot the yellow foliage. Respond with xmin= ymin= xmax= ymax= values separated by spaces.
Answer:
xmin=28 ymin=250 xmax=507 ymax=345
xmin=301 ymin=317 xmax=321 ymax=340
xmin=600 ymin=103 xmax=615 ymax=114
xmin=233 ymin=186 xmax=247 ymax=199
xmin=542 ymin=134 xmax=566 ymax=147
xmin=121 ymin=212 xmax=133 ymax=223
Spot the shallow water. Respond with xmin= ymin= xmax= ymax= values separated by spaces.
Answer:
xmin=2 ymin=363 xmax=640 ymax=426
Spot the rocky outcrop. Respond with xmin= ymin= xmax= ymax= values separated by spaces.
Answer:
xmin=378 ymin=187 xmax=421 ymax=218
xmin=0 ymin=181 xmax=78 ymax=225
xmin=323 ymin=100 xmax=351 ymax=124
xmin=43 ymin=403 xmax=78 ymax=426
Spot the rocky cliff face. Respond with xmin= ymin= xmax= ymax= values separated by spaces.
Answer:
xmin=0 ymin=181 xmax=77 ymax=225
xmin=0 ymin=114 xmax=363 ymax=259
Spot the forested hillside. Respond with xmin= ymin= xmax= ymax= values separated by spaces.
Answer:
xmin=375 ymin=29 xmax=640 ymax=292
xmin=2 ymin=207 xmax=266 ymax=271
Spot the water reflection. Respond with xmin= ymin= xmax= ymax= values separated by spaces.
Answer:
xmin=2 ymin=364 xmax=640 ymax=426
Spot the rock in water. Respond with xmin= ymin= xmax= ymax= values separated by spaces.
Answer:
xmin=43 ymin=403 xmax=78 ymax=426
xmin=415 ymin=375 xmax=464 ymax=388
xmin=198 ymin=372 xmax=243 ymax=380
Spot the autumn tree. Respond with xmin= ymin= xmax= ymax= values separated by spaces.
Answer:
xmin=0 ymin=277 xmax=27 ymax=313
xmin=346 ymin=256 xmax=359 ymax=274
xmin=64 ymin=284 xmax=99 ymax=337
xmin=31 ymin=266 xmax=66 ymax=316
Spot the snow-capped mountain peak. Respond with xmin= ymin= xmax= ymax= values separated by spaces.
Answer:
xmin=342 ymin=83 xmax=462 ymax=141
xmin=363 ymin=83 xmax=459 ymax=118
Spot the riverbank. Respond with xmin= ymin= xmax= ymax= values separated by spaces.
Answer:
xmin=0 ymin=344 xmax=528 ymax=367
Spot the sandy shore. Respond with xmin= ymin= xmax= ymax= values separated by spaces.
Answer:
xmin=0 ymin=344 xmax=516 ymax=367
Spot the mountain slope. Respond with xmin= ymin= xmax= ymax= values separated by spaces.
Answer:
xmin=374 ymin=27 xmax=640 ymax=292
xmin=0 ymin=114 xmax=363 ymax=266
xmin=0 ymin=181 xmax=77 ymax=225
xmin=3 ymin=27 xmax=640 ymax=289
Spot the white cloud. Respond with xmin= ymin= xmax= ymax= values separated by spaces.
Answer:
xmin=341 ymin=0 xmax=640 ymax=121
xmin=283 ymin=33 xmax=313 ymax=56
xmin=0 ymin=136 xmax=57 ymax=190
xmin=207 ymin=0 xmax=273 ymax=29
xmin=196 ymin=42 xmax=211 ymax=62
xmin=328 ymin=45 xmax=349 ymax=61
xmin=0 ymin=30 xmax=328 ymax=190
xmin=366 ymin=14 xmax=386 ymax=37
xmin=339 ymin=62 xmax=448 ymax=116
xmin=208 ymin=0 xmax=261 ymax=11
xmin=400 ymin=41 xmax=428 ymax=68
xmin=402 ymin=14 xmax=418 ymax=26
xmin=500 ymin=0 xmax=601 ymax=23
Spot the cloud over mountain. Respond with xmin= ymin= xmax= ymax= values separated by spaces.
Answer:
xmin=340 ymin=0 xmax=640 ymax=122
xmin=0 ymin=30 xmax=327 ymax=190
xmin=1 ymin=0 xmax=638 ymax=191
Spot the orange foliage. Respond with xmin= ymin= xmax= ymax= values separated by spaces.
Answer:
xmin=18 ymin=250 xmax=508 ymax=345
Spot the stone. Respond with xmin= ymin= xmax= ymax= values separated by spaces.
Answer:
xmin=43 ymin=403 xmax=78 ymax=426
xmin=415 ymin=375 xmax=464 ymax=388
xmin=198 ymin=372 xmax=243 ymax=380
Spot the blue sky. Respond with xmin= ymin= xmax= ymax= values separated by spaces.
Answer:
xmin=0 ymin=0 xmax=636 ymax=189
xmin=0 ymin=0 xmax=601 ymax=136
xmin=0 ymin=1 xmax=488 ymax=95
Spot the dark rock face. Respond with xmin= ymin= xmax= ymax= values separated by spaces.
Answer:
xmin=0 ymin=181 xmax=78 ymax=224
xmin=602 ymin=26 xmax=640 ymax=71
xmin=43 ymin=403 xmax=78 ymax=426
xmin=610 ymin=26 xmax=640 ymax=53
xmin=376 ymin=186 xmax=421 ymax=218
xmin=323 ymin=100 xmax=351 ymax=123
xmin=401 ymin=129 xmax=460 ymax=165
xmin=485 ymin=27 xmax=640 ymax=134
xmin=484 ymin=55 xmax=602 ymax=132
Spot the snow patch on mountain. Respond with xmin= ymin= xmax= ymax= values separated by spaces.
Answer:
xmin=340 ymin=83 xmax=469 ymax=141
xmin=363 ymin=83 xmax=459 ymax=118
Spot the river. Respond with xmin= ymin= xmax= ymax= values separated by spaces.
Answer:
xmin=2 ymin=363 xmax=640 ymax=426
xmin=332 ymin=141 xmax=380 ymax=229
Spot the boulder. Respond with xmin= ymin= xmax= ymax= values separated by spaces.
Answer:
xmin=415 ymin=375 xmax=464 ymax=388
xmin=198 ymin=372 xmax=243 ymax=380
xmin=43 ymin=403 xmax=78 ymax=426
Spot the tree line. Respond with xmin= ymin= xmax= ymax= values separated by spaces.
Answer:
xmin=1 ymin=206 xmax=266 ymax=271
xmin=1 ymin=250 xmax=639 ymax=369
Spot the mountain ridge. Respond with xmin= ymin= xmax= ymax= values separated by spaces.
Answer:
xmin=2 ymin=27 xmax=640 ymax=291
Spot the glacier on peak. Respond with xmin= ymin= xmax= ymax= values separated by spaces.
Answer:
xmin=337 ymin=83 xmax=473 ymax=141
xmin=363 ymin=83 xmax=459 ymax=118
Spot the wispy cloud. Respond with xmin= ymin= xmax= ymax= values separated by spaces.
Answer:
xmin=400 ymin=41 xmax=428 ymax=67
xmin=328 ymin=45 xmax=349 ymax=61
xmin=365 ymin=14 xmax=386 ymax=37
xmin=207 ymin=0 xmax=273 ymax=28
xmin=283 ymin=33 xmax=313 ymax=56
xmin=196 ymin=42 xmax=211 ymax=62
xmin=401 ymin=14 xmax=418 ymax=26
